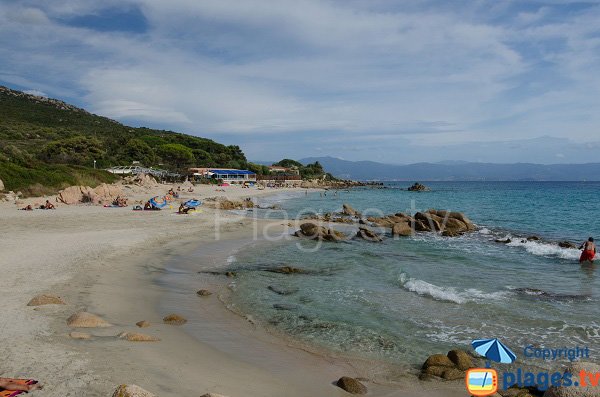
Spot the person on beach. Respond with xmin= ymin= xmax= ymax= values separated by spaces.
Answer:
xmin=20 ymin=204 xmax=33 ymax=211
xmin=0 ymin=378 xmax=42 ymax=392
xmin=178 ymin=203 xmax=191 ymax=214
xmin=580 ymin=237 xmax=596 ymax=264
xmin=42 ymin=200 xmax=55 ymax=209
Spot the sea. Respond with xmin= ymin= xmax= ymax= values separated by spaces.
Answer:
xmin=222 ymin=182 xmax=600 ymax=370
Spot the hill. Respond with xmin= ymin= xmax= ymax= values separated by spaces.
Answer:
xmin=299 ymin=156 xmax=600 ymax=181
xmin=0 ymin=86 xmax=249 ymax=194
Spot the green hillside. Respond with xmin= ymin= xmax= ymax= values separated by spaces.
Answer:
xmin=0 ymin=86 xmax=248 ymax=194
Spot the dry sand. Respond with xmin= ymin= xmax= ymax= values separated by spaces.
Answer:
xmin=0 ymin=183 xmax=465 ymax=396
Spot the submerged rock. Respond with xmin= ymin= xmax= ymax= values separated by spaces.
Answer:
xmin=268 ymin=285 xmax=299 ymax=295
xmin=266 ymin=266 xmax=307 ymax=274
xmin=118 ymin=332 xmax=160 ymax=342
xmin=342 ymin=203 xmax=360 ymax=216
xmin=67 ymin=312 xmax=112 ymax=328
xmin=69 ymin=331 xmax=91 ymax=340
xmin=495 ymin=238 xmax=512 ymax=244
xmin=336 ymin=376 xmax=367 ymax=394
xmin=136 ymin=320 xmax=151 ymax=328
xmin=558 ymin=241 xmax=577 ymax=249
xmin=294 ymin=222 xmax=347 ymax=242
xmin=273 ymin=303 xmax=299 ymax=311
xmin=196 ymin=289 xmax=213 ymax=297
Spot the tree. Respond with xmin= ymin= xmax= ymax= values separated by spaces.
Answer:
xmin=157 ymin=143 xmax=195 ymax=170
xmin=40 ymin=136 xmax=105 ymax=166
xmin=273 ymin=159 xmax=303 ymax=168
xmin=123 ymin=138 xmax=156 ymax=166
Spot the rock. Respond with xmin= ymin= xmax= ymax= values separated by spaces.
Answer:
xmin=342 ymin=204 xmax=360 ymax=216
xmin=136 ymin=320 xmax=151 ymax=328
xmin=268 ymin=285 xmax=299 ymax=295
xmin=92 ymin=183 xmax=124 ymax=204
xmin=422 ymin=354 xmax=455 ymax=369
xmin=544 ymin=362 xmax=600 ymax=397
xmin=57 ymin=185 xmax=86 ymax=205
xmin=495 ymin=238 xmax=512 ymax=244
xmin=273 ymin=303 xmax=299 ymax=311
xmin=415 ymin=212 xmax=442 ymax=231
xmin=559 ymin=241 xmax=577 ymax=249
xmin=356 ymin=226 xmax=383 ymax=242
xmin=447 ymin=349 xmax=473 ymax=370
xmin=69 ymin=331 xmax=91 ymax=340
xmin=119 ymin=332 xmax=160 ymax=342
xmin=392 ymin=221 xmax=413 ymax=236
xmin=336 ymin=376 xmax=367 ymax=394
xmin=266 ymin=266 xmax=307 ymax=274
xmin=225 ymin=271 xmax=236 ymax=278
xmin=408 ymin=182 xmax=429 ymax=191
xmin=295 ymin=222 xmax=346 ymax=242
xmin=197 ymin=289 xmax=212 ymax=296
xmin=527 ymin=235 xmax=540 ymax=241
xmin=67 ymin=312 xmax=112 ymax=328
xmin=112 ymin=384 xmax=156 ymax=397
xmin=27 ymin=294 xmax=66 ymax=306
xmin=163 ymin=314 xmax=187 ymax=325
xmin=0 ymin=179 xmax=4 ymax=191
xmin=441 ymin=368 xmax=464 ymax=380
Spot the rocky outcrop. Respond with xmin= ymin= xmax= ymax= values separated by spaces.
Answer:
xmin=27 ymin=294 xmax=66 ymax=306
xmin=420 ymin=350 xmax=474 ymax=381
xmin=336 ymin=376 xmax=367 ymax=394
xmin=57 ymin=184 xmax=124 ymax=205
xmin=559 ymin=241 xmax=577 ymax=249
xmin=197 ymin=289 xmax=212 ymax=297
xmin=163 ymin=314 xmax=187 ymax=325
xmin=544 ymin=362 xmax=600 ymax=397
xmin=123 ymin=173 xmax=159 ymax=187
xmin=118 ymin=332 xmax=160 ymax=342
xmin=112 ymin=384 xmax=156 ymax=397
xmin=204 ymin=197 xmax=254 ymax=210
xmin=392 ymin=221 xmax=413 ymax=237
xmin=408 ymin=182 xmax=429 ymax=191
xmin=67 ymin=312 xmax=112 ymax=328
xmin=268 ymin=285 xmax=299 ymax=295
xmin=367 ymin=213 xmax=412 ymax=228
xmin=355 ymin=226 xmax=383 ymax=242
xmin=294 ymin=223 xmax=347 ymax=242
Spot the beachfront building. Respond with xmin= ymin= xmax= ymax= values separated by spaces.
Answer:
xmin=267 ymin=165 xmax=300 ymax=175
xmin=188 ymin=168 xmax=257 ymax=184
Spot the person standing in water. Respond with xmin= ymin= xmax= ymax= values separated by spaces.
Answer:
xmin=579 ymin=237 xmax=596 ymax=264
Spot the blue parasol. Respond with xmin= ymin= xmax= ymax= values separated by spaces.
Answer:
xmin=471 ymin=338 xmax=516 ymax=364
xmin=183 ymin=199 xmax=202 ymax=208
xmin=149 ymin=196 xmax=168 ymax=209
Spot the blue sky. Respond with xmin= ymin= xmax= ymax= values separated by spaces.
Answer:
xmin=1 ymin=0 xmax=599 ymax=164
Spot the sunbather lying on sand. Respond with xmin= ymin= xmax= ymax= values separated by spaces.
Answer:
xmin=0 ymin=378 xmax=42 ymax=392
xmin=40 ymin=200 xmax=55 ymax=210
xmin=20 ymin=205 xmax=33 ymax=211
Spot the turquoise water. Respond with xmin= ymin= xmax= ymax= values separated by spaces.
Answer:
xmin=227 ymin=182 xmax=600 ymax=369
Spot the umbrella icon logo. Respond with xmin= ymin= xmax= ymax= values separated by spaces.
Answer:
xmin=465 ymin=338 xmax=516 ymax=396
xmin=471 ymin=338 xmax=517 ymax=364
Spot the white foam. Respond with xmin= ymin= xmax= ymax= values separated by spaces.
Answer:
xmin=479 ymin=227 xmax=491 ymax=235
xmin=506 ymin=239 xmax=584 ymax=260
xmin=399 ymin=274 xmax=509 ymax=304
xmin=227 ymin=255 xmax=237 ymax=264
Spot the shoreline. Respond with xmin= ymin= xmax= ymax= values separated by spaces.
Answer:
xmin=0 ymin=184 xmax=465 ymax=396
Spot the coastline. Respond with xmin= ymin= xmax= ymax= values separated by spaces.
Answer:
xmin=0 ymin=185 xmax=465 ymax=396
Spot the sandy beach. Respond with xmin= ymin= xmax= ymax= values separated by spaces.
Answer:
xmin=0 ymin=184 xmax=465 ymax=397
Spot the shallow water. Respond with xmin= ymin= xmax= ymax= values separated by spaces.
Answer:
xmin=226 ymin=182 xmax=600 ymax=369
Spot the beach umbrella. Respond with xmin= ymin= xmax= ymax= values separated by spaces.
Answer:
xmin=471 ymin=338 xmax=516 ymax=364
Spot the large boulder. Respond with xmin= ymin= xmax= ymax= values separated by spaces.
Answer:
xmin=544 ymin=362 xmax=600 ymax=397
xmin=447 ymin=349 xmax=473 ymax=371
xmin=112 ymin=384 xmax=156 ymax=397
xmin=415 ymin=212 xmax=443 ymax=231
xmin=93 ymin=183 xmax=124 ymax=203
xmin=0 ymin=179 xmax=4 ymax=191
xmin=67 ymin=312 xmax=112 ymax=328
xmin=422 ymin=354 xmax=455 ymax=369
xmin=27 ymin=294 xmax=66 ymax=306
xmin=294 ymin=223 xmax=346 ymax=242
xmin=57 ymin=186 xmax=86 ymax=204
xmin=392 ymin=221 xmax=413 ymax=237
xmin=355 ymin=226 xmax=383 ymax=242
xmin=336 ymin=376 xmax=367 ymax=394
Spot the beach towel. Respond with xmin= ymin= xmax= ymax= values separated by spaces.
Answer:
xmin=580 ymin=249 xmax=596 ymax=262
xmin=0 ymin=379 xmax=37 ymax=396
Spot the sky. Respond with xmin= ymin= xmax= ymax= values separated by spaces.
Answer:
xmin=1 ymin=0 xmax=599 ymax=164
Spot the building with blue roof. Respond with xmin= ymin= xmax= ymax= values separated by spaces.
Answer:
xmin=189 ymin=168 xmax=257 ymax=184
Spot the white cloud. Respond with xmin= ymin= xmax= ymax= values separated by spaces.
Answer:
xmin=1 ymin=0 xmax=600 ymax=161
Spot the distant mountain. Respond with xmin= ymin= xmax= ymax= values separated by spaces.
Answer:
xmin=299 ymin=156 xmax=600 ymax=181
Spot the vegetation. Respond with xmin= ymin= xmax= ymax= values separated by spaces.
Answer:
xmin=272 ymin=159 xmax=335 ymax=180
xmin=0 ymin=86 xmax=249 ymax=193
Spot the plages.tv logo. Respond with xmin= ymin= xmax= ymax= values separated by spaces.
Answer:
xmin=465 ymin=338 xmax=517 ymax=396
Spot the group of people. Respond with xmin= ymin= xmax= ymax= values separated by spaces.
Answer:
xmin=20 ymin=200 xmax=55 ymax=211
xmin=111 ymin=196 xmax=128 ymax=207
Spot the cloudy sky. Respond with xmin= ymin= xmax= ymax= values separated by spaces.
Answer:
xmin=1 ymin=0 xmax=599 ymax=164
